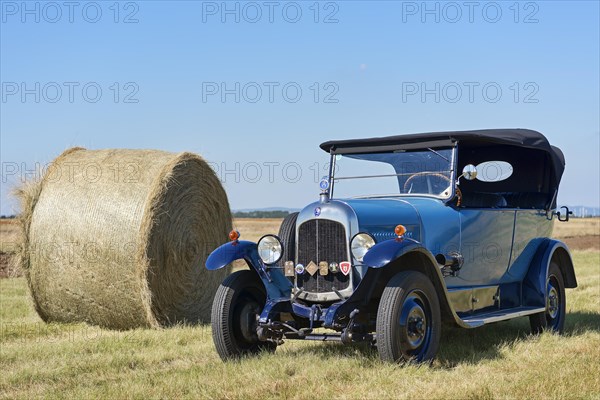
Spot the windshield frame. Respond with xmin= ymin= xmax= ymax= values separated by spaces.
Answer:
xmin=328 ymin=144 xmax=458 ymax=201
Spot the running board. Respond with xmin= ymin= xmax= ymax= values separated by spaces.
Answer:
xmin=461 ymin=306 xmax=545 ymax=328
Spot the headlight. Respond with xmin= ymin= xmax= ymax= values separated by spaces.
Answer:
xmin=257 ymin=235 xmax=283 ymax=265
xmin=351 ymin=233 xmax=376 ymax=262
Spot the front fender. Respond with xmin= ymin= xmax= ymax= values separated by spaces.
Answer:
xmin=206 ymin=240 xmax=256 ymax=270
xmin=361 ymin=237 xmax=471 ymax=329
xmin=206 ymin=240 xmax=292 ymax=301
xmin=363 ymin=237 xmax=427 ymax=268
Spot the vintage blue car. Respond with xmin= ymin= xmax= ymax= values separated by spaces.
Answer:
xmin=206 ymin=129 xmax=576 ymax=363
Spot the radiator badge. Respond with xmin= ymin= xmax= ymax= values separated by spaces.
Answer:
xmin=329 ymin=262 xmax=339 ymax=273
xmin=319 ymin=261 xmax=329 ymax=276
xmin=295 ymin=263 xmax=305 ymax=275
xmin=314 ymin=207 xmax=321 ymax=217
xmin=319 ymin=178 xmax=330 ymax=191
xmin=340 ymin=261 xmax=351 ymax=276
xmin=284 ymin=261 xmax=295 ymax=277
xmin=306 ymin=261 xmax=318 ymax=276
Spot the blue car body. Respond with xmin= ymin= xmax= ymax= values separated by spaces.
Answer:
xmin=207 ymin=128 xmax=576 ymax=349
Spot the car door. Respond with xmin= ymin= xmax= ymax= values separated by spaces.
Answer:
xmin=456 ymin=208 xmax=515 ymax=285
xmin=443 ymin=208 xmax=515 ymax=314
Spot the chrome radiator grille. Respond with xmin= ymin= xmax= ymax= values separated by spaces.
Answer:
xmin=296 ymin=219 xmax=350 ymax=293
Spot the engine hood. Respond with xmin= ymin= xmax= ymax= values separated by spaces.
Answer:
xmin=341 ymin=198 xmax=422 ymax=242
xmin=297 ymin=197 xmax=425 ymax=243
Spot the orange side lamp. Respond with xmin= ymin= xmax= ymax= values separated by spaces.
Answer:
xmin=394 ymin=224 xmax=407 ymax=238
xmin=229 ymin=230 xmax=240 ymax=242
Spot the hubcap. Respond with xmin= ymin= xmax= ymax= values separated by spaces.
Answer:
xmin=400 ymin=292 xmax=429 ymax=352
xmin=406 ymin=306 xmax=427 ymax=349
xmin=239 ymin=301 xmax=260 ymax=342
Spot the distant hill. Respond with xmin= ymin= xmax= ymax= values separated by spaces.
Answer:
xmin=232 ymin=208 xmax=300 ymax=218
xmin=233 ymin=207 xmax=300 ymax=213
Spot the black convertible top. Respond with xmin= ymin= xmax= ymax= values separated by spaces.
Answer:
xmin=320 ymin=128 xmax=565 ymax=186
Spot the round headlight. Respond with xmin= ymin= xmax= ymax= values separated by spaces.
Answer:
xmin=351 ymin=233 xmax=376 ymax=262
xmin=257 ymin=235 xmax=283 ymax=265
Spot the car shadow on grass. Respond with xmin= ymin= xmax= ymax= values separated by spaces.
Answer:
xmin=564 ymin=311 xmax=600 ymax=333
xmin=277 ymin=312 xmax=600 ymax=368
xmin=438 ymin=311 xmax=600 ymax=366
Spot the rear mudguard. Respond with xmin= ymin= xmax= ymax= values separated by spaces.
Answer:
xmin=523 ymin=239 xmax=576 ymax=308
xmin=206 ymin=240 xmax=292 ymax=301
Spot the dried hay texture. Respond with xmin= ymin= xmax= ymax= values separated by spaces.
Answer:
xmin=16 ymin=148 xmax=231 ymax=329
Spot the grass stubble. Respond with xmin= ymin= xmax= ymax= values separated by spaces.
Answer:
xmin=0 ymin=220 xmax=599 ymax=399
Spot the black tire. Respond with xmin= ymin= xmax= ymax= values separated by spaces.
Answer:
xmin=211 ymin=270 xmax=276 ymax=360
xmin=376 ymin=270 xmax=441 ymax=363
xmin=530 ymin=262 xmax=566 ymax=334
xmin=278 ymin=212 xmax=299 ymax=267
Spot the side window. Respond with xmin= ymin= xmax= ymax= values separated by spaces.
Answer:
xmin=459 ymin=161 xmax=514 ymax=208
xmin=459 ymin=146 xmax=552 ymax=209
xmin=475 ymin=161 xmax=514 ymax=182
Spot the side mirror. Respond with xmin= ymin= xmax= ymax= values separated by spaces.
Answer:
xmin=462 ymin=164 xmax=478 ymax=181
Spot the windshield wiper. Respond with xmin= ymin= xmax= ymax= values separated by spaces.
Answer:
xmin=427 ymin=148 xmax=449 ymax=162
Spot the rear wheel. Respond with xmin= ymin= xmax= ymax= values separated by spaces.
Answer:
xmin=376 ymin=270 xmax=441 ymax=363
xmin=211 ymin=270 xmax=276 ymax=360
xmin=530 ymin=262 xmax=566 ymax=334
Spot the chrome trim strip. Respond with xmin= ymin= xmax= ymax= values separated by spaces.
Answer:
xmin=294 ymin=202 xmax=359 ymax=303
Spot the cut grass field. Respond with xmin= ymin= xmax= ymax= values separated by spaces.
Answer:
xmin=1 ymin=251 xmax=598 ymax=398
xmin=1 ymin=218 xmax=599 ymax=398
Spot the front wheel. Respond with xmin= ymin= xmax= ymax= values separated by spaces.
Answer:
xmin=530 ymin=262 xmax=566 ymax=334
xmin=211 ymin=270 xmax=276 ymax=360
xmin=376 ymin=270 xmax=441 ymax=363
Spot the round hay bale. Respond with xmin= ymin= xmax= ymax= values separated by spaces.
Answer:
xmin=17 ymin=148 xmax=231 ymax=329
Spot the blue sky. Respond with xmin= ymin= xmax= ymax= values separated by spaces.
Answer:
xmin=1 ymin=1 xmax=599 ymax=214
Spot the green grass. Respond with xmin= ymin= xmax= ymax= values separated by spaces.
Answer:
xmin=1 ymin=251 xmax=599 ymax=399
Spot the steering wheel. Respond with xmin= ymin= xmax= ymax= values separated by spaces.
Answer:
xmin=403 ymin=172 xmax=451 ymax=194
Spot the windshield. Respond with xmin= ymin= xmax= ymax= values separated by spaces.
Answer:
xmin=331 ymin=147 xmax=455 ymax=199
